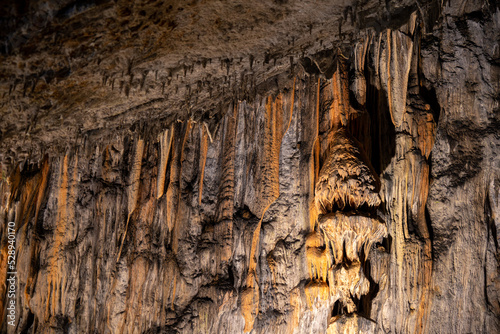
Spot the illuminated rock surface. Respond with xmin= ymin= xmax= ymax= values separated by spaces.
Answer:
xmin=0 ymin=0 xmax=499 ymax=333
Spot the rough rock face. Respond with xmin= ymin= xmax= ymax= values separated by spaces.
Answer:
xmin=0 ymin=0 xmax=499 ymax=333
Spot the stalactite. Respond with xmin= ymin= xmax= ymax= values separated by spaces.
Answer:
xmin=309 ymin=77 xmax=321 ymax=231
xmin=217 ymin=107 xmax=237 ymax=224
xmin=305 ymin=231 xmax=331 ymax=281
xmin=46 ymin=154 xmax=78 ymax=318
xmin=117 ymin=138 xmax=144 ymax=262
xmin=304 ymin=54 xmax=389 ymax=330
xmin=315 ymin=128 xmax=380 ymax=214
xmin=351 ymin=36 xmax=371 ymax=106
xmin=25 ymin=157 xmax=50 ymax=313
xmin=172 ymin=120 xmax=192 ymax=255
xmin=165 ymin=125 xmax=178 ymax=235
xmin=199 ymin=126 xmax=208 ymax=206
xmin=157 ymin=127 xmax=173 ymax=199
xmin=330 ymin=59 xmax=349 ymax=128
xmin=378 ymin=13 xmax=417 ymax=128
xmin=413 ymin=162 xmax=433 ymax=334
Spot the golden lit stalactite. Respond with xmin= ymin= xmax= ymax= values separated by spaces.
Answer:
xmin=172 ymin=120 xmax=191 ymax=255
xmin=165 ymin=125 xmax=178 ymax=234
xmin=116 ymin=138 xmax=144 ymax=262
xmin=241 ymin=199 xmax=276 ymax=332
xmin=383 ymin=29 xmax=394 ymax=124
xmin=261 ymin=94 xmax=283 ymax=206
xmin=324 ymin=56 xmax=364 ymax=162
xmin=46 ymin=154 xmax=78 ymax=318
xmin=217 ymin=105 xmax=238 ymax=224
xmin=25 ymin=158 xmax=50 ymax=311
xmin=305 ymin=230 xmax=331 ymax=307
xmin=329 ymin=263 xmax=370 ymax=314
xmin=0 ymin=168 xmax=18 ymax=327
xmin=0 ymin=159 xmax=50 ymax=326
xmin=286 ymin=77 xmax=296 ymax=135
xmin=384 ymin=25 xmax=435 ymax=329
xmin=416 ymin=111 xmax=436 ymax=160
xmin=310 ymin=77 xmax=322 ymax=231
xmin=319 ymin=214 xmax=387 ymax=265
xmin=305 ymin=216 xmax=387 ymax=311
xmin=408 ymin=127 xmax=434 ymax=334
xmin=127 ymin=138 xmax=145 ymax=218
xmin=305 ymin=230 xmax=331 ymax=282
xmin=288 ymin=287 xmax=303 ymax=333
xmin=45 ymin=155 xmax=67 ymax=318
xmin=383 ymin=34 xmax=436 ymax=330
xmin=34 ymin=158 xmax=50 ymax=226
xmin=120 ymin=194 xmax=155 ymax=334
xmin=351 ymin=36 xmax=371 ymax=106
xmin=413 ymin=162 xmax=433 ymax=334
xmin=377 ymin=21 xmax=422 ymax=318
xmin=305 ymin=281 xmax=330 ymax=307
xmin=157 ymin=127 xmax=173 ymax=199
xmin=0 ymin=178 xmax=12 ymax=322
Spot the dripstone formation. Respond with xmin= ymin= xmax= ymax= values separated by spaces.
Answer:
xmin=0 ymin=0 xmax=499 ymax=333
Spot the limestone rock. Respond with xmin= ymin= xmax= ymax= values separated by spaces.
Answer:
xmin=0 ymin=0 xmax=499 ymax=333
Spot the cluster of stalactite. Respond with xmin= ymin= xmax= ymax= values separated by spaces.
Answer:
xmin=304 ymin=58 xmax=388 ymax=332
xmin=0 ymin=80 xmax=307 ymax=333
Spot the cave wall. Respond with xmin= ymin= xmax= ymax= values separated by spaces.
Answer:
xmin=0 ymin=0 xmax=499 ymax=333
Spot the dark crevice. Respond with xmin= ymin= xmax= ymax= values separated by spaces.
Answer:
xmin=425 ymin=206 xmax=437 ymax=262
xmin=329 ymin=265 xmax=380 ymax=320
xmin=321 ymin=202 xmax=381 ymax=216
xmin=299 ymin=57 xmax=321 ymax=76
xmin=331 ymin=299 xmax=347 ymax=318
xmin=361 ymin=259 xmax=380 ymax=317
xmin=365 ymin=64 xmax=396 ymax=176
xmin=484 ymin=191 xmax=493 ymax=310
xmin=20 ymin=310 xmax=35 ymax=334
xmin=419 ymin=84 xmax=441 ymax=124
xmin=374 ymin=236 xmax=391 ymax=254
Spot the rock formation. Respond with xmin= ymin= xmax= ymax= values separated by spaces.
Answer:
xmin=0 ymin=0 xmax=499 ymax=333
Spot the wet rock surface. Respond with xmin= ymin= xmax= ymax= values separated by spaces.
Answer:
xmin=0 ymin=0 xmax=499 ymax=333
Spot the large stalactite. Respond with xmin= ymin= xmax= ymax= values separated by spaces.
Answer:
xmin=0 ymin=0 xmax=499 ymax=333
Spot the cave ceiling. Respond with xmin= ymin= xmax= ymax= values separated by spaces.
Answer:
xmin=0 ymin=0 xmax=425 ymax=167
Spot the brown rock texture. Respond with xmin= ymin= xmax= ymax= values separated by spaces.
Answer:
xmin=0 ymin=0 xmax=499 ymax=333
